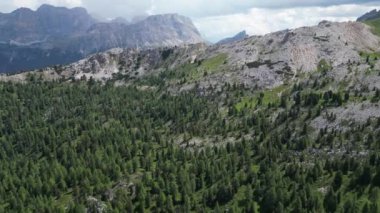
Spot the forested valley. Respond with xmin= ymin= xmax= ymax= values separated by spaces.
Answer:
xmin=0 ymin=73 xmax=380 ymax=212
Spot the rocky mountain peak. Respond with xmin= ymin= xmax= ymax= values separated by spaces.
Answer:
xmin=139 ymin=13 xmax=200 ymax=32
xmin=37 ymin=4 xmax=64 ymax=12
xmin=145 ymin=13 xmax=180 ymax=19
xmin=235 ymin=30 xmax=248 ymax=37
xmin=0 ymin=4 xmax=96 ymax=44
xmin=36 ymin=4 xmax=89 ymax=16
xmin=357 ymin=9 xmax=380 ymax=22
xmin=216 ymin=30 xmax=249 ymax=45
xmin=37 ymin=5 xmax=96 ymax=35
xmin=11 ymin=7 xmax=34 ymax=15
xmin=111 ymin=17 xmax=130 ymax=24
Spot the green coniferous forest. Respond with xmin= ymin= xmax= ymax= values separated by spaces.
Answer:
xmin=0 ymin=74 xmax=380 ymax=212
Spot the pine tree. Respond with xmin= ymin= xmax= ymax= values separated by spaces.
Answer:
xmin=333 ymin=171 xmax=343 ymax=191
xmin=324 ymin=189 xmax=337 ymax=213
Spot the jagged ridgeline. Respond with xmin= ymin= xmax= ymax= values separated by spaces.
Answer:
xmin=357 ymin=9 xmax=380 ymax=37
xmin=1 ymin=8 xmax=380 ymax=213
xmin=0 ymin=4 xmax=204 ymax=73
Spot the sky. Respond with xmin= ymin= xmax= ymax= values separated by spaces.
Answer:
xmin=1 ymin=0 xmax=380 ymax=42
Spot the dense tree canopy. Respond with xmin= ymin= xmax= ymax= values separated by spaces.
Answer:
xmin=0 ymin=73 xmax=379 ymax=212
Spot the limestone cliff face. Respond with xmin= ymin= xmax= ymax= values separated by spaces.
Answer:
xmin=71 ymin=14 xmax=204 ymax=55
xmin=0 ymin=5 xmax=204 ymax=73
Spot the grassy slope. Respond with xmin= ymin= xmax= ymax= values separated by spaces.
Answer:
xmin=235 ymin=85 xmax=290 ymax=111
xmin=189 ymin=53 xmax=228 ymax=80
xmin=364 ymin=18 xmax=380 ymax=37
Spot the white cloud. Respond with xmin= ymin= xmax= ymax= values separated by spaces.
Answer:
xmin=138 ymin=0 xmax=254 ymax=18
xmin=12 ymin=0 xmax=37 ymax=9
xmin=11 ymin=0 xmax=82 ymax=10
xmin=194 ymin=4 xmax=380 ymax=42
xmin=145 ymin=0 xmax=156 ymax=16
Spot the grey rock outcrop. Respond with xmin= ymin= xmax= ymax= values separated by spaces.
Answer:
xmin=203 ymin=21 xmax=380 ymax=89
xmin=311 ymin=102 xmax=380 ymax=131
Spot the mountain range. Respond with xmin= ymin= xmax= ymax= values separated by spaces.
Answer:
xmin=0 ymin=4 xmax=204 ymax=73
xmin=5 ymin=18 xmax=379 ymax=92
xmin=357 ymin=9 xmax=380 ymax=21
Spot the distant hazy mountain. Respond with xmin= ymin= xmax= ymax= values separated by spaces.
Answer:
xmin=357 ymin=9 xmax=380 ymax=22
xmin=216 ymin=30 xmax=249 ymax=45
xmin=0 ymin=4 xmax=96 ymax=44
xmin=0 ymin=4 xmax=204 ymax=73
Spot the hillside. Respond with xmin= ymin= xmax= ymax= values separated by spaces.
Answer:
xmin=364 ymin=18 xmax=380 ymax=37
xmin=1 ymin=10 xmax=380 ymax=212
xmin=0 ymin=5 xmax=204 ymax=73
